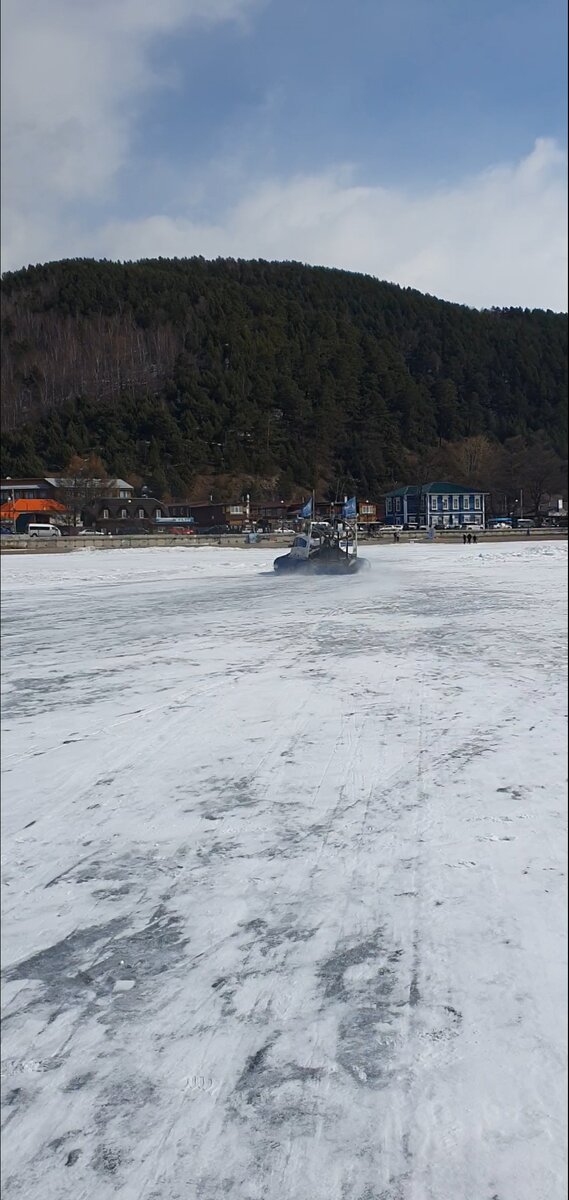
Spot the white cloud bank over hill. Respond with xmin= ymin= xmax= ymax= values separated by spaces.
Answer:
xmin=1 ymin=0 xmax=567 ymax=311
xmin=96 ymin=139 xmax=568 ymax=311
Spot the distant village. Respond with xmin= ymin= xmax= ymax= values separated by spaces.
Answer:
xmin=1 ymin=472 xmax=567 ymax=537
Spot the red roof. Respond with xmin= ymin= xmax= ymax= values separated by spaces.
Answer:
xmin=0 ymin=498 xmax=67 ymax=517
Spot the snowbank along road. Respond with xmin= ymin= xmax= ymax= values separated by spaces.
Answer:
xmin=1 ymin=542 xmax=567 ymax=1200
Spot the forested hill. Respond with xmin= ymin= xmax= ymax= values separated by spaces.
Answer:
xmin=1 ymin=257 xmax=567 ymax=498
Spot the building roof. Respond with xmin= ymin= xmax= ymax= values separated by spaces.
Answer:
xmin=1 ymin=478 xmax=48 ymax=488
xmin=384 ymin=481 xmax=483 ymax=497
xmin=44 ymin=476 xmax=133 ymax=490
xmin=83 ymin=497 xmax=164 ymax=516
xmin=0 ymin=498 xmax=67 ymax=516
xmin=2 ymin=476 xmax=132 ymax=491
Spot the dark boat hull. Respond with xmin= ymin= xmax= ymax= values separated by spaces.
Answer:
xmin=274 ymin=552 xmax=367 ymax=575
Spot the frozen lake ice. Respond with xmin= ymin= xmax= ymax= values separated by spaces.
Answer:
xmin=1 ymin=541 xmax=567 ymax=1199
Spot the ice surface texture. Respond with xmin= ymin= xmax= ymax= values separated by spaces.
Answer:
xmin=1 ymin=542 xmax=567 ymax=1199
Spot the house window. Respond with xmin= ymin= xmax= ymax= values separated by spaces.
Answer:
xmin=474 ymin=495 xmax=481 ymax=510
xmin=395 ymin=498 xmax=401 ymax=512
xmin=442 ymin=496 xmax=449 ymax=510
xmin=431 ymin=495 xmax=438 ymax=509
xmin=453 ymin=496 xmax=459 ymax=510
xmin=155 ymin=509 xmax=162 ymax=518
xmin=138 ymin=508 xmax=145 ymax=518
xmin=103 ymin=508 xmax=110 ymax=519
xmin=386 ymin=498 xmax=392 ymax=513
xmin=229 ymin=505 xmax=243 ymax=515
xmin=463 ymin=496 xmax=470 ymax=510
xmin=120 ymin=508 xmax=127 ymax=518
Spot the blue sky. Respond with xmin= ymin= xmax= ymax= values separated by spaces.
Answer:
xmin=2 ymin=0 xmax=567 ymax=308
xmin=143 ymin=0 xmax=567 ymax=190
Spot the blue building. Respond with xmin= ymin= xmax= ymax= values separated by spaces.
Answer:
xmin=384 ymin=482 xmax=486 ymax=529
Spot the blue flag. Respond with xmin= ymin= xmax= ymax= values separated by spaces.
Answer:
xmin=299 ymin=497 xmax=313 ymax=518
xmin=342 ymin=496 xmax=357 ymax=519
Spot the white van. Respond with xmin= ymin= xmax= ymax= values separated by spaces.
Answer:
xmin=27 ymin=524 xmax=61 ymax=538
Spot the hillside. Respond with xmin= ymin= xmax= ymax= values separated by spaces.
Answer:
xmin=1 ymin=258 xmax=567 ymax=498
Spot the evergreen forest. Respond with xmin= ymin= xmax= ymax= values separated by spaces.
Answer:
xmin=1 ymin=257 xmax=567 ymax=508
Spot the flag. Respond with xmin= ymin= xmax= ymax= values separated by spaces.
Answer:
xmin=342 ymin=496 xmax=357 ymax=519
xmin=299 ymin=497 xmax=313 ymax=518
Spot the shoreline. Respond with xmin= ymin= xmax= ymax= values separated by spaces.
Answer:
xmin=1 ymin=530 xmax=567 ymax=555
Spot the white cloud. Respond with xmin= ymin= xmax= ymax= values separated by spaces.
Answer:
xmin=1 ymin=0 xmax=566 ymax=311
xmin=0 ymin=0 xmax=257 ymax=267
xmin=96 ymin=138 xmax=568 ymax=311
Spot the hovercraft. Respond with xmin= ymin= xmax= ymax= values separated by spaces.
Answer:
xmin=274 ymin=518 xmax=367 ymax=575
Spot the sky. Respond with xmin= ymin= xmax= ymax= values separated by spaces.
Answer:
xmin=1 ymin=0 xmax=567 ymax=310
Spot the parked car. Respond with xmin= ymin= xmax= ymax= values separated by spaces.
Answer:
xmin=27 ymin=523 xmax=61 ymax=538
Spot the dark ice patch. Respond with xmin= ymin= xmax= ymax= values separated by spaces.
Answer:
xmin=195 ymin=1175 xmax=238 ymax=1199
xmin=196 ymin=839 xmax=240 ymax=865
xmin=63 ymin=1072 xmax=95 ymax=1092
xmin=3 ymin=917 xmax=128 ymax=1007
xmin=94 ymin=1074 xmax=157 ymax=1139
xmin=2 ymin=669 xmax=124 ymax=719
xmin=318 ymin=928 xmax=406 ymax=1090
xmin=233 ymin=1038 xmax=324 ymax=1131
xmin=3 ymin=905 xmax=187 ymax=1027
xmin=336 ymin=1006 xmax=399 ymax=1089
xmin=240 ymin=916 xmax=317 ymax=957
xmin=239 ymin=1040 xmax=272 ymax=1087
xmin=89 ymin=905 xmax=187 ymax=1017
xmin=200 ymin=773 xmax=259 ymax=820
xmin=1 ymin=1085 xmax=31 ymax=1130
xmin=91 ymin=1144 xmax=124 ymax=1175
xmin=93 ymin=883 xmax=133 ymax=900
xmin=318 ymin=930 xmax=392 ymax=1003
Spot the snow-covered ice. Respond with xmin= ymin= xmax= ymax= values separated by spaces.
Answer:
xmin=1 ymin=541 xmax=567 ymax=1200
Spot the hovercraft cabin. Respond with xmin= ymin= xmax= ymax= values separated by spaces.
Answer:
xmin=384 ymin=483 xmax=486 ymax=529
